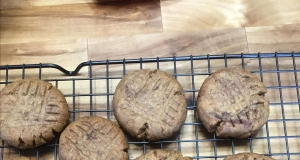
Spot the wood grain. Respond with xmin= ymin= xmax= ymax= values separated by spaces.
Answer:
xmin=88 ymin=28 xmax=249 ymax=75
xmin=246 ymin=24 xmax=300 ymax=53
xmin=88 ymin=28 xmax=249 ymax=59
xmin=0 ymin=0 xmax=93 ymax=9
xmin=0 ymin=0 xmax=162 ymax=44
xmin=0 ymin=39 xmax=87 ymax=69
xmin=0 ymin=39 xmax=88 ymax=82
xmin=161 ymin=0 xmax=300 ymax=32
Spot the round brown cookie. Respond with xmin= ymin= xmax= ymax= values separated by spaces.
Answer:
xmin=112 ymin=69 xmax=187 ymax=141
xmin=0 ymin=78 xmax=69 ymax=149
xmin=224 ymin=152 xmax=275 ymax=160
xmin=59 ymin=116 xmax=129 ymax=160
xmin=135 ymin=150 xmax=192 ymax=160
xmin=197 ymin=68 xmax=269 ymax=138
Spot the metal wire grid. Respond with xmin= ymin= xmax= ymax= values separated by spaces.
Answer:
xmin=0 ymin=53 xmax=300 ymax=160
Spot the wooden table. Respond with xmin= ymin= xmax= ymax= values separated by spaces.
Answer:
xmin=1 ymin=0 xmax=300 ymax=159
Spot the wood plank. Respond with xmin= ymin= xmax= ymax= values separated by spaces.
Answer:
xmin=161 ymin=0 xmax=300 ymax=32
xmin=0 ymin=39 xmax=87 ymax=69
xmin=0 ymin=0 xmax=94 ymax=9
xmin=87 ymin=28 xmax=250 ymax=80
xmin=0 ymin=39 xmax=88 ymax=81
xmin=0 ymin=0 xmax=162 ymax=44
xmin=88 ymin=28 xmax=249 ymax=60
xmin=246 ymin=24 xmax=300 ymax=53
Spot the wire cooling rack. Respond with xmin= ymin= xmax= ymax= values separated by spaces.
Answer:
xmin=1 ymin=53 xmax=300 ymax=160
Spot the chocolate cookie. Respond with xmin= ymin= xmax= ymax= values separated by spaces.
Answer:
xmin=135 ymin=150 xmax=192 ymax=160
xmin=224 ymin=152 xmax=275 ymax=160
xmin=112 ymin=69 xmax=187 ymax=141
xmin=0 ymin=78 xmax=69 ymax=149
xmin=59 ymin=116 xmax=129 ymax=160
xmin=197 ymin=68 xmax=269 ymax=138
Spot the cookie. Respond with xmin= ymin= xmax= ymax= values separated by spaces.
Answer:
xmin=59 ymin=116 xmax=129 ymax=160
xmin=0 ymin=78 xmax=69 ymax=149
xmin=112 ymin=69 xmax=187 ymax=141
xmin=224 ymin=152 xmax=275 ymax=160
xmin=197 ymin=68 xmax=269 ymax=138
xmin=135 ymin=150 xmax=192 ymax=160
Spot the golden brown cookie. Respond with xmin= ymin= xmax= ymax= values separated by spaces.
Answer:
xmin=224 ymin=152 xmax=275 ymax=160
xmin=0 ymin=78 xmax=69 ymax=149
xmin=197 ymin=68 xmax=269 ymax=138
xmin=135 ymin=150 xmax=192 ymax=160
xmin=112 ymin=69 xmax=187 ymax=141
xmin=59 ymin=116 xmax=129 ymax=160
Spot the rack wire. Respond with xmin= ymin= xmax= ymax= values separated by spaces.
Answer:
xmin=0 ymin=53 xmax=300 ymax=160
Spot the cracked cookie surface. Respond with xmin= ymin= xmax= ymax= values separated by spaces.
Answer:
xmin=59 ymin=116 xmax=129 ymax=160
xmin=197 ymin=68 xmax=269 ymax=138
xmin=135 ymin=149 xmax=192 ymax=160
xmin=112 ymin=69 xmax=187 ymax=141
xmin=224 ymin=152 xmax=275 ymax=160
xmin=0 ymin=78 xmax=69 ymax=149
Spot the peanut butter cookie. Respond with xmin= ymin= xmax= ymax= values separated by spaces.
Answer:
xmin=135 ymin=150 xmax=192 ymax=160
xmin=0 ymin=78 xmax=69 ymax=149
xmin=224 ymin=152 xmax=274 ymax=160
xmin=197 ymin=68 xmax=269 ymax=138
xmin=112 ymin=69 xmax=187 ymax=141
xmin=59 ymin=116 xmax=129 ymax=160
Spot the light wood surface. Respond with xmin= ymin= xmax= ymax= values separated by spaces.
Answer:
xmin=161 ymin=0 xmax=300 ymax=32
xmin=246 ymin=24 xmax=300 ymax=53
xmin=0 ymin=0 xmax=162 ymax=44
xmin=1 ymin=0 xmax=300 ymax=159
